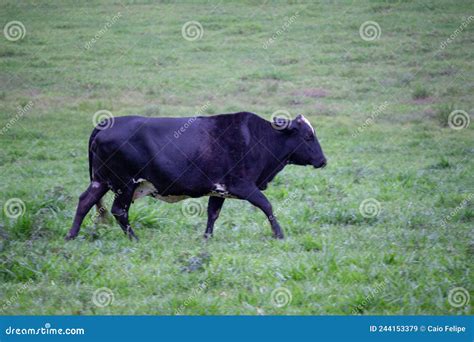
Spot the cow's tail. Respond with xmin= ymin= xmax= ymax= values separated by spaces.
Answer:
xmin=88 ymin=127 xmax=101 ymax=182
xmin=88 ymin=127 xmax=110 ymax=221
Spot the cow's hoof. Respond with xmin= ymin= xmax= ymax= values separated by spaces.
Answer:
xmin=273 ymin=234 xmax=284 ymax=240
xmin=64 ymin=234 xmax=76 ymax=241
xmin=128 ymin=234 xmax=139 ymax=242
xmin=203 ymin=233 xmax=213 ymax=240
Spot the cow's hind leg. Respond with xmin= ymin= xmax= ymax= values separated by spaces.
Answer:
xmin=204 ymin=196 xmax=225 ymax=239
xmin=111 ymin=187 xmax=139 ymax=241
xmin=66 ymin=181 xmax=109 ymax=240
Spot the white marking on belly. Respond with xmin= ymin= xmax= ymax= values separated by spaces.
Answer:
xmin=133 ymin=180 xmax=155 ymax=200
xmin=133 ymin=180 xmax=236 ymax=202
xmin=215 ymin=183 xmax=226 ymax=192
xmin=132 ymin=179 xmax=189 ymax=203
xmin=301 ymin=115 xmax=315 ymax=134
xmin=209 ymin=183 xmax=236 ymax=199
xmin=154 ymin=194 xmax=189 ymax=203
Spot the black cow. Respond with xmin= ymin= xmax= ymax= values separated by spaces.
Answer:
xmin=66 ymin=112 xmax=326 ymax=241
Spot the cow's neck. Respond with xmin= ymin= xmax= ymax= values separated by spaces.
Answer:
xmin=258 ymin=132 xmax=292 ymax=188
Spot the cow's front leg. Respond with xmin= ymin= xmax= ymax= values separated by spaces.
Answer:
xmin=229 ymin=184 xmax=284 ymax=239
xmin=204 ymin=196 xmax=225 ymax=239
xmin=111 ymin=187 xmax=139 ymax=241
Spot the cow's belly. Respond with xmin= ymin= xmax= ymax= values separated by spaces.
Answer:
xmin=132 ymin=179 xmax=236 ymax=202
xmin=132 ymin=180 xmax=189 ymax=203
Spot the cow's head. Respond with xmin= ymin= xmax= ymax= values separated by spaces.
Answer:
xmin=273 ymin=114 xmax=327 ymax=168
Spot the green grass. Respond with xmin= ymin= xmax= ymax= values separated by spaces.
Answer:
xmin=0 ymin=0 xmax=473 ymax=315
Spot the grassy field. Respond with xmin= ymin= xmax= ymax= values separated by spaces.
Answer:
xmin=0 ymin=0 xmax=473 ymax=315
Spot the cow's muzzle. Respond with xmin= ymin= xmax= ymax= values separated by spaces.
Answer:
xmin=314 ymin=158 xmax=327 ymax=169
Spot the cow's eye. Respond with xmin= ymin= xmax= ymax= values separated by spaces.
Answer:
xmin=304 ymin=134 xmax=313 ymax=141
